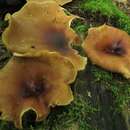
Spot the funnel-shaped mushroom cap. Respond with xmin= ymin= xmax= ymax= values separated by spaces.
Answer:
xmin=83 ymin=25 xmax=130 ymax=78
xmin=0 ymin=51 xmax=76 ymax=128
xmin=27 ymin=0 xmax=72 ymax=6
xmin=2 ymin=1 xmax=86 ymax=71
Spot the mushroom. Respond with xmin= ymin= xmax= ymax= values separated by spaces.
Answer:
xmin=27 ymin=0 xmax=73 ymax=6
xmin=0 ymin=51 xmax=76 ymax=128
xmin=82 ymin=25 xmax=130 ymax=78
xmin=2 ymin=1 xmax=86 ymax=71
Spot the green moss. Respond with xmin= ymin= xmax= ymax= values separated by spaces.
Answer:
xmin=72 ymin=20 xmax=89 ymax=38
xmin=80 ymin=0 xmax=130 ymax=33
xmin=91 ymin=65 xmax=130 ymax=112
xmin=91 ymin=66 xmax=112 ymax=82
xmin=71 ymin=19 xmax=90 ymax=41
xmin=35 ymin=94 xmax=97 ymax=130
xmin=81 ymin=0 xmax=115 ymax=16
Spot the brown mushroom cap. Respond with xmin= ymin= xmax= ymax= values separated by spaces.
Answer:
xmin=27 ymin=0 xmax=73 ymax=6
xmin=2 ymin=1 xmax=86 ymax=71
xmin=0 ymin=51 xmax=76 ymax=128
xmin=82 ymin=25 xmax=130 ymax=78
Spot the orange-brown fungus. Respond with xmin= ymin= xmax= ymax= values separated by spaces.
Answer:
xmin=27 ymin=0 xmax=72 ymax=6
xmin=2 ymin=1 xmax=86 ymax=71
xmin=83 ymin=25 xmax=130 ymax=78
xmin=0 ymin=51 xmax=76 ymax=128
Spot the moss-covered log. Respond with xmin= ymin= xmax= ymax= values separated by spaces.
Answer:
xmin=0 ymin=0 xmax=129 ymax=130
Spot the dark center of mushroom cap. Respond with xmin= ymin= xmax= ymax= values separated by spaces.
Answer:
xmin=21 ymin=78 xmax=46 ymax=98
xmin=104 ymin=41 xmax=126 ymax=56
xmin=43 ymin=27 xmax=69 ymax=52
